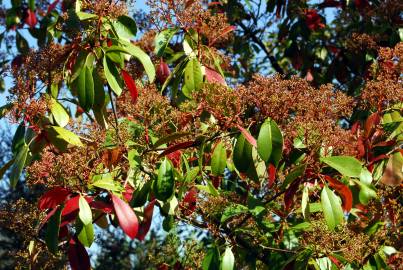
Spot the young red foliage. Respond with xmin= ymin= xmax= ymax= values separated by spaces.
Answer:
xmin=136 ymin=199 xmax=156 ymax=241
xmin=121 ymin=70 xmax=138 ymax=104
xmin=111 ymin=194 xmax=139 ymax=239
xmin=323 ymin=175 xmax=353 ymax=212
xmin=38 ymin=187 xmax=70 ymax=211
xmin=68 ymin=238 xmax=91 ymax=270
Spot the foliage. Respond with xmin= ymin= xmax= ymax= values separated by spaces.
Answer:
xmin=0 ymin=0 xmax=402 ymax=269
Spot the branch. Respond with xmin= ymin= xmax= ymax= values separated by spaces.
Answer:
xmin=237 ymin=21 xmax=285 ymax=75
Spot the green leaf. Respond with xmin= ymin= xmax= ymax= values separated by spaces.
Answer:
xmin=221 ymin=204 xmax=248 ymax=223
xmin=211 ymin=142 xmax=227 ymax=176
xmin=16 ymin=31 xmax=29 ymax=54
xmin=221 ymin=247 xmax=235 ymax=270
xmin=103 ymin=56 xmax=123 ymax=96
xmin=113 ymin=15 xmax=137 ymax=39
xmin=70 ymin=51 xmax=88 ymax=82
xmin=73 ymin=66 xmax=94 ymax=111
xmin=353 ymin=180 xmax=377 ymax=205
xmin=183 ymin=58 xmax=203 ymax=98
xmin=154 ymin=28 xmax=179 ymax=57
xmin=359 ymin=167 xmax=373 ymax=185
xmin=78 ymin=196 xmax=92 ymax=225
xmin=154 ymin=158 xmax=175 ymax=201
xmin=48 ymin=126 xmax=83 ymax=147
xmin=0 ymin=103 xmax=12 ymax=119
xmin=257 ymin=118 xmax=283 ymax=165
xmin=77 ymin=219 xmax=94 ymax=247
xmin=76 ymin=11 xmax=98 ymax=21
xmin=119 ymin=40 xmax=156 ymax=82
xmin=45 ymin=207 xmax=61 ymax=254
xmin=203 ymin=247 xmax=220 ymax=270
xmin=12 ymin=122 xmax=26 ymax=154
xmin=49 ymin=97 xmax=69 ymax=127
xmin=0 ymin=159 xmax=15 ymax=181
xmin=320 ymin=156 xmax=363 ymax=178
xmin=301 ymin=185 xmax=310 ymax=219
xmin=10 ymin=144 xmax=29 ymax=188
xmin=91 ymin=173 xmax=120 ymax=191
xmin=184 ymin=167 xmax=200 ymax=182
xmin=321 ymin=186 xmax=344 ymax=230
xmin=233 ymin=134 xmax=253 ymax=173
xmin=282 ymin=164 xmax=306 ymax=189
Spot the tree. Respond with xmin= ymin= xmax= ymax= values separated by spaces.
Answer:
xmin=0 ymin=0 xmax=402 ymax=269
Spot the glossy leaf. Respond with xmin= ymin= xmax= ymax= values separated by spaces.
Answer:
xmin=74 ymin=66 xmax=94 ymax=112
xmin=120 ymin=40 xmax=156 ymax=82
xmin=68 ymin=238 xmax=91 ymax=270
xmin=78 ymin=195 xmax=92 ymax=225
xmin=136 ymin=199 xmax=156 ymax=241
xmin=50 ymin=97 xmax=69 ymax=127
xmin=211 ymin=142 xmax=227 ymax=176
xmin=45 ymin=207 xmax=62 ymax=254
xmin=103 ymin=56 xmax=123 ymax=96
xmin=203 ymin=247 xmax=220 ymax=270
xmin=113 ymin=15 xmax=137 ymax=39
xmin=183 ymin=58 xmax=203 ymax=98
xmin=323 ymin=176 xmax=353 ymax=212
xmin=121 ymin=70 xmax=138 ymax=103
xmin=38 ymin=186 xmax=70 ymax=210
xmin=221 ymin=247 xmax=235 ymax=270
xmin=321 ymin=186 xmax=344 ymax=230
xmin=233 ymin=134 xmax=253 ymax=173
xmin=154 ymin=158 xmax=175 ymax=201
xmin=76 ymin=220 xmax=94 ymax=247
xmin=301 ymin=185 xmax=310 ymax=219
xmin=154 ymin=28 xmax=179 ymax=57
xmin=49 ymin=126 xmax=83 ymax=147
xmin=0 ymin=159 xmax=15 ymax=181
xmin=10 ymin=143 xmax=29 ymax=188
xmin=320 ymin=156 xmax=362 ymax=178
xmin=111 ymin=194 xmax=139 ymax=239
xmin=257 ymin=118 xmax=283 ymax=166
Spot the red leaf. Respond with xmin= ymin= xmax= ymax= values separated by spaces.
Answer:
xmin=323 ymin=175 xmax=353 ymax=212
xmin=123 ymin=184 xmax=134 ymax=202
xmin=136 ymin=199 xmax=156 ymax=241
xmin=159 ymin=141 xmax=195 ymax=157
xmin=47 ymin=0 xmax=60 ymax=14
xmin=61 ymin=195 xmax=93 ymax=217
xmin=121 ymin=70 xmax=138 ymax=104
xmin=89 ymin=201 xmax=113 ymax=214
xmin=25 ymin=10 xmax=37 ymax=28
xmin=364 ymin=112 xmax=380 ymax=139
xmin=38 ymin=187 xmax=70 ymax=211
xmin=156 ymin=60 xmax=170 ymax=84
xmin=180 ymin=187 xmax=197 ymax=215
xmin=284 ymin=179 xmax=301 ymax=211
xmin=205 ymin=67 xmax=227 ymax=86
xmin=268 ymin=164 xmax=276 ymax=188
xmin=111 ymin=194 xmax=139 ymax=239
xmin=237 ymin=125 xmax=257 ymax=147
xmin=68 ymin=238 xmax=91 ymax=270
xmin=167 ymin=150 xmax=182 ymax=168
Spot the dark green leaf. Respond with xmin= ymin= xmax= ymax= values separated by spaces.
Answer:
xmin=10 ymin=143 xmax=29 ymax=188
xmin=233 ymin=134 xmax=253 ymax=173
xmin=45 ymin=207 xmax=61 ymax=254
xmin=154 ymin=158 xmax=175 ymax=201
xmin=103 ymin=56 xmax=123 ymax=96
xmin=113 ymin=15 xmax=137 ymax=39
xmin=203 ymin=247 xmax=220 ymax=270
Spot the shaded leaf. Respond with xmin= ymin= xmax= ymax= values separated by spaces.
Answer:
xmin=10 ymin=143 xmax=29 ymax=188
xmin=68 ymin=238 xmax=91 ymax=270
xmin=45 ymin=207 xmax=62 ymax=254
xmin=154 ymin=158 xmax=175 ymax=201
